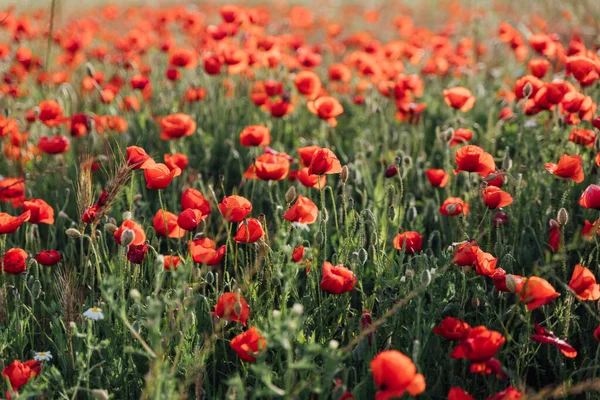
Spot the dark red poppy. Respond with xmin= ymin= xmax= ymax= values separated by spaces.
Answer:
xmin=2 ymin=248 xmax=28 ymax=274
xmin=35 ymin=250 xmax=61 ymax=266
xmin=433 ymin=317 xmax=471 ymax=341
xmin=530 ymin=323 xmax=577 ymax=358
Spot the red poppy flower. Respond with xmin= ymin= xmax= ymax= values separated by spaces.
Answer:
xmin=528 ymin=58 xmax=551 ymax=78
xmin=440 ymin=197 xmax=469 ymax=216
xmin=449 ymin=128 xmax=473 ymax=147
xmin=180 ymin=189 xmax=211 ymax=216
xmin=38 ymin=100 xmax=67 ymax=127
xmin=169 ymin=47 xmax=197 ymax=69
xmin=254 ymin=153 xmax=290 ymax=181
xmin=211 ymin=292 xmax=250 ymax=326
xmin=114 ymin=219 xmax=146 ymax=246
xmin=451 ymin=325 xmax=505 ymax=362
xmin=482 ymin=186 xmax=513 ymax=209
xmin=23 ymin=199 xmax=54 ymax=224
xmin=514 ymin=75 xmax=544 ymax=99
xmin=219 ymin=195 xmax=252 ymax=222
xmin=163 ymin=255 xmax=181 ymax=271
xmin=152 ymin=210 xmax=186 ymax=238
xmin=307 ymin=147 xmax=342 ymax=175
xmin=294 ymin=70 xmax=321 ymax=100
xmin=307 ymin=96 xmax=344 ymax=127
xmin=566 ymin=55 xmax=599 ymax=86
xmin=35 ymin=250 xmax=61 ymax=266
xmin=159 ymin=113 xmax=197 ymax=140
xmin=189 ymin=238 xmax=226 ymax=265
xmin=297 ymin=145 xmax=321 ymax=167
xmin=164 ymin=153 xmax=188 ymax=172
xmin=443 ymin=87 xmax=475 ymax=112
xmin=486 ymin=387 xmax=522 ymax=400
xmin=454 ymin=145 xmax=496 ymax=176
xmin=544 ymin=154 xmax=584 ymax=183
xmin=239 ymin=125 xmax=271 ymax=147
xmin=582 ymin=219 xmax=600 ymax=240
xmin=297 ymin=167 xmax=326 ymax=189
xmin=474 ymin=249 xmax=498 ymax=277
xmin=425 ymin=169 xmax=449 ymax=187
xmin=594 ymin=326 xmax=600 ymax=342
xmin=393 ymin=231 xmax=422 ymax=254
xmin=370 ymin=350 xmax=426 ymax=400
xmin=283 ymin=195 xmax=318 ymax=225
xmin=177 ymin=209 xmax=203 ymax=232
xmin=0 ymin=177 xmax=25 ymax=205
xmin=453 ymin=241 xmax=479 ymax=266
xmin=292 ymin=246 xmax=306 ymax=263
xmin=127 ymin=243 xmax=148 ymax=264
xmin=126 ymin=146 xmax=155 ymax=169
xmin=449 ymin=387 xmax=474 ymax=400
xmin=569 ymin=128 xmax=596 ymax=147
xmin=433 ymin=317 xmax=471 ymax=341
xmin=233 ymin=218 xmax=264 ymax=243
xmin=230 ymin=327 xmax=267 ymax=362
xmin=549 ymin=225 xmax=561 ymax=252
xmin=2 ymin=359 xmax=40 ymax=391
xmin=38 ymin=135 xmax=70 ymax=154
xmin=579 ymin=184 xmax=600 ymax=209
xmin=2 ymin=248 xmax=28 ymax=275
xmin=320 ymin=262 xmax=356 ymax=294
xmin=144 ymin=163 xmax=181 ymax=189
xmin=0 ymin=211 xmax=30 ymax=234
xmin=516 ymin=276 xmax=560 ymax=310
xmin=568 ymin=264 xmax=600 ymax=300
xmin=530 ymin=323 xmax=577 ymax=358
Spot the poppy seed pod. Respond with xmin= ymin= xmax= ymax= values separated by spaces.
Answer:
xmin=120 ymin=228 xmax=136 ymax=247
xmin=557 ymin=208 xmax=569 ymax=226
xmin=523 ymin=82 xmax=533 ymax=98
xmin=66 ymin=228 xmax=82 ymax=238
xmin=104 ymin=223 xmax=118 ymax=233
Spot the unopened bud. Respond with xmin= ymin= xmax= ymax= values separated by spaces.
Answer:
xmin=403 ymin=156 xmax=413 ymax=169
xmin=421 ymin=269 xmax=432 ymax=286
xmin=85 ymin=63 xmax=95 ymax=78
xmin=549 ymin=219 xmax=560 ymax=229
xmin=471 ymin=296 xmax=480 ymax=308
xmin=104 ymin=223 xmax=118 ymax=233
xmin=120 ymin=229 xmax=135 ymax=247
xmin=557 ymin=208 xmax=569 ymax=226
xmin=502 ymin=154 xmax=513 ymax=171
xmin=523 ymin=82 xmax=533 ymax=98
xmin=340 ymin=165 xmax=349 ymax=183
xmin=445 ymin=204 xmax=457 ymax=214
xmin=66 ymin=228 xmax=82 ymax=238
xmin=234 ymin=301 xmax=242 ymax=316
xmin=285 ymin=186 xmax=297 ymax=203
xmin=91 ymin=389 xmax=109 ymax=400
xmin=505 ymin=275 xmax=519 ymax=293
xmin=58 ymin=211 xmax=70 ymax=219
xmin=483 ymin=173 xmax=498 ymax=183
xmin=133 ymin=194 xmax=142 ymax=202
xmin=405 ymin=269 xmax=415 ymax=279
xmin=122 ymin=211 xmax=132 ymax=220
xmin=129 ymin=289 xmax=141 ymax=300
xmin=442 ymin=127 xmax=454 ymax=142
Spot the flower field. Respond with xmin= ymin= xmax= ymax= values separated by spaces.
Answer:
xmin=2 ymin=0 xmax=600 ymax=398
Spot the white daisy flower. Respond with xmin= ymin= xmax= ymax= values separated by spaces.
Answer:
xmin=83 ymin=307 xmax=104 ymax=321
xmin=34 ymin=351 xmax=52 ymax=361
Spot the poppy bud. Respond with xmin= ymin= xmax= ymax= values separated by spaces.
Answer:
xmin=85 ymin=63 xmax=95 ymax=78
xmin=505 ymin=275 xmax=518 ymax=292
xmin=58 ymin=211 xmax=70 ymax=219
xmin=523 ymin=82 xmax=533 ymax=98
xmin=129 ymin=289 xmax=141 ymax=300
xmin=385 ymin=164 xmax=399 ymax=177
xmin=549 ymin=219 xmax=560 ymax=228
xmin=403 ymin=156 xmax=413 ymax=169
xmin=133 ymin=194 xmax=142 ymax=202
xmin=405 ymin=269 xmax=415 ymax=279
xmin=123 ymin=211 xmax=132 ymax=220
xmin=421 ymin=269 xmax=432 ymax=286
xmin=557 ymin=208 xmax=569 ymax=226
xmin=445 ymin=203 xmax=458 ymax=214
xmin=104 ymin=223 xmax=118 ymax=233
xmin=341 ymin=165 xmax=349 ymax=183
xmin=91 ymin=389 xmax=109 ymax=400
xmin=471 ymin=296 xmax=480 ymax=308
xmin=66 ymin=228 xmax=82 ymax=238
xmin=292 ymin=303 xmax=304 ymax=315
xmin=285 ymin=186 xmax=297 ymax=203
xmin=483 ymin=173 xmax=497 ymax=183
xmin=442 ymin=127 xmax=454 ymax=142
xmin=120 ymin=229 xmax=136 ymax=247
xmin=502 ymin=153 xmax=513 ymax=171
